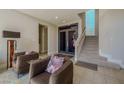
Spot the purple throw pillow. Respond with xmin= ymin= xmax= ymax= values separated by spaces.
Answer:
xmin=46 ymin=55 xmax=64 ymax=73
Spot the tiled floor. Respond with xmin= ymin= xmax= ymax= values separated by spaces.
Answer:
xmin=0 ymin=60 xmax=124 ymax=84
xmin=73 ymin=65 xmax=124 ymax=84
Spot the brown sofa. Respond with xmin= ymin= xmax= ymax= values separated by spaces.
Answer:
xmin=13 ymin=51 xmax=39 ymax=78
xmin=29 ymin=55 xmax=73 ymax=84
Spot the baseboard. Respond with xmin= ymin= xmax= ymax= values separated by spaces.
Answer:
xmin=108 ymin=58 xmax=122 ymax=66
xmin=99 ymin=49 xmax=111 ymax=58
xmin=99 ymin=49 xmax=124 ymax=69
xmin=119 ymin=63 xmax=124 ymax=69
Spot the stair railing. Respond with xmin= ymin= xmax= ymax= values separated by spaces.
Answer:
xmin=75 ymin=27 xmax=86 ymax=61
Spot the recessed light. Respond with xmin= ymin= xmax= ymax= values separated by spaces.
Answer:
xmin=55 ymin=16 xmax=58 ymax=19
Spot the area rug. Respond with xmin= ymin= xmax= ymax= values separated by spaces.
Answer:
xmin=0 ymin=68 xmax=28 ymax=84
xmin=75 ymin=61 xmax=98 ymax=71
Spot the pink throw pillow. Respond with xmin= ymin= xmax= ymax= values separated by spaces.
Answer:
xmin=25 ymin=51 xmax=31 ymax=55
xmin=46 ymin=55 xmax=64 ymax=73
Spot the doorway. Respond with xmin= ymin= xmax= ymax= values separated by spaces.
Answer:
xmin=39 ymin=24 xmax=48 ymax=55
xmin=59 ymin=23 xmax=78 ymax=54
xmin=59 ymin=30 xmax=75 ymax=53
xmin=7 ymin=40 xmax=17 ymax=68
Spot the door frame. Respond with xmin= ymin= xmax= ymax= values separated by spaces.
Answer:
xmin=7 ymin=40 xmax=17 ymax=69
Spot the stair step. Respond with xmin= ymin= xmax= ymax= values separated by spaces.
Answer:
xmin=84 ymin=42 xmax=98 ymax=44
xmin=85 ymin=40 xmax=98 ymax=42
xmin=84 ymin=44 xmax=98 ymax=46
xmin=78 ymin=58 xmax=106 ymax=65
xmin=78 ymin=57 xmax=107 ymax=62
xmin=99 ymin=61 xmax=120 ymax=69
xmin=83 ymin=47 xmax=98 ymax=50
xmin=85 ymin=39 xmax=97 ymax=41
xmin=81 ymin=50 xmax=98 ymax=54
xmin=86 ymin=37 xmax=98 ymax=40
xmin=78 ymin=58 xmax=120 ymax=69
xmin=77 ymin=36 xmax=120 ymax=69
xmin=80 ymin=53 xmax=99 ymax=57
xmin=82 ymin=47 xmax=98 ymax=51
xmin=79 ymin=55 xmax=107 ymax=60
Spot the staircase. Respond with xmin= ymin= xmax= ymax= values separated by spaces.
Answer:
xmin=77 ymin=36 xmax=120 ymax=69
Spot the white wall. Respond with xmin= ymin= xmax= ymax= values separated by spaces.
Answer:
xmin=99 ymin=9 xmax=124 ymax=68
xmin=48 ymin=25 xmax=58 ymax=55
xmin=0 ymin=10 xmax=58 ymax=63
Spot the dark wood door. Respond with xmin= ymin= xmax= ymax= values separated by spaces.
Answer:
xmin=7 ymin=40 xmax=16 ymax=68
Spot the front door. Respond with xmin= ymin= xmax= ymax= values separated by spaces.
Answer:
xmin=59 ymin=30 xmax=75 ymax=53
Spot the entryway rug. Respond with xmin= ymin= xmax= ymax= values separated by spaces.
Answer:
xmin=75 ymin=61 xmax=98 ymax=71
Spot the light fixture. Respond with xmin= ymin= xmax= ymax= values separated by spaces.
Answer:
xmin=55 ymin=16 xmax=58 ymax=19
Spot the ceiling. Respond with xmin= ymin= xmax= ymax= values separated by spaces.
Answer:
xmin=17 ymin=9 xmax=87 ymax=26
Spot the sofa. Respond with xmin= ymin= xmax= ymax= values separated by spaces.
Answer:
xmin=13 ymin=51 xmax=39 ymax=78
xmin=29 ymin=55 xmax=73 ymax=84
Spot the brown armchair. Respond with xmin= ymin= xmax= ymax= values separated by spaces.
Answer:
xmin=13 ymin=51 xmax=25 ymax=70
xmin=29 ymin=56 xmax=73 ymax=84
xmin=13 ymin=51 xmax=39 ymax=78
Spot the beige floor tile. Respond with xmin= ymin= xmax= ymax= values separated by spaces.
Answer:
xmin=105 ymin=75 xmax=121 ymax=84
xmin=98 ymin=66 xmax=120 ymax=78
xmin=113 ymin=70 xmax=124 ymax=81
xmin=97 ymin=66 xmax=106 ymax=74
xmin=75 ymin=67 xmax=97 ymax=84
xmin=118 ymin=79 xmax=124 ymax=84
xmin=79 ymin=79 xmax=95 ymax=84
xmin=92 ymin=72 xmax=106 ymax=84
xmin=0 ymin=62 xmax=124 ymax=84
xmin=74 ymin=64 xmax=124 ymax=84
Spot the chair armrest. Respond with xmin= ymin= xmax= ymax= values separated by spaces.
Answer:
xmin=13 ymin=52 xmax=25 ymax=62
xmin=21 ymin=53 xmax=39 ymax=62
xmin=29 ymin=56 xmax=50 ymax=80
xmin=14 ymin=52 xmax=25 ymax=56
xmin=15 ymin=53 xmax=39 ymax=74
xmin=15 ymin=56 xmax=29 ymax=73
xmin=49 ymin=60 xmax=73 ymax=84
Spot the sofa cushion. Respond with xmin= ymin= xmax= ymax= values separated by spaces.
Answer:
xmin=30 ymin=72 xmax=51 ymax=84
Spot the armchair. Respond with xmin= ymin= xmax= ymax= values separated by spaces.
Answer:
xmin=29 ymin=56 xmax=73 ymax=84
xmin=13 ymin=51 xmax=39 ymax=78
